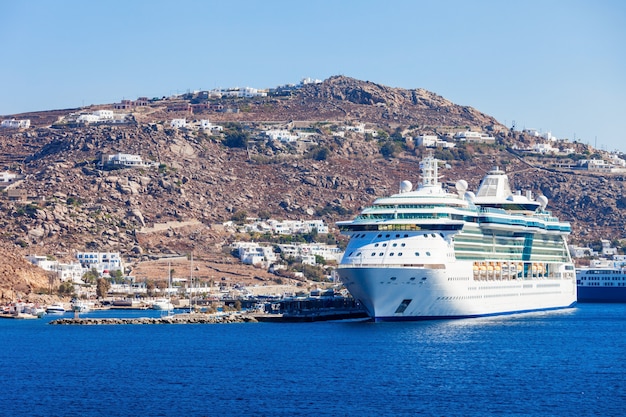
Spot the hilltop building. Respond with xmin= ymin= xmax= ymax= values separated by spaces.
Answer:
xmin=1 ymin=119 xmax=30 ymax=129
xmin=454 ymin=131 xmax=495 ymax=143
xmin=100 ymin=153 xmax=157 ymax=169
xmin=415 ymin=134 xmax=455 ymax=148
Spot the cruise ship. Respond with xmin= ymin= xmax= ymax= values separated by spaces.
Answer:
xmin=576 ymin=260 xmax=626 ymax=302
xmin=336 ymin=154 xmax=577 ymax=321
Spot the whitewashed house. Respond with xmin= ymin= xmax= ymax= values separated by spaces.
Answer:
xmin=1 ymin=119 xmax=30 ymax=128
xmin=454 ymin=131 xmax=495 ymax=143
xmin=76 ymin=252 xmax=123 ymax=275
xmin=101 ymin=153 xmax=155 ymax=169
xmin=200 ymin=119 xmax=223 ymax=132
xmin=93 ymin=110 xmax=114 ymax=120
xmin=77 ymin=114 xmax=100 ymax=123
xmin=415 ymin=134 xmax=455 ymax=148
xmin=0 ymin=171 xmax=21 ymax=185
xmin=171 ymin=118 xmax=187 ymax=128
xmin=26 ymin=255 xmax=85 ymax=283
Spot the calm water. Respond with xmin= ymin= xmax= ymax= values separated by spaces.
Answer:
xmin=1 ymin=304 xmax=625 ymax=417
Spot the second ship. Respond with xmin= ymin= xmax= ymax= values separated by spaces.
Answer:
xmin=336 ymin=154 xmax=577 ymax=321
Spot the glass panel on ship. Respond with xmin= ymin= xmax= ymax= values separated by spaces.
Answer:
xmin=339 ymin=221 xmax=571 ymax=282
xmin=453 ymin=226 xmax=570 ymax=281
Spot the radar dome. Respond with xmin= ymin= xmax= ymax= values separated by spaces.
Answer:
xmin=537 ymin=195 xmax=548 ymax=210
xmin=465 ymin=191 xmax=476 ymax=202
xmin=400 ymin=180 xmax=413 ymax=193
xmin=455 ymin=180 xmax=468 ymax=193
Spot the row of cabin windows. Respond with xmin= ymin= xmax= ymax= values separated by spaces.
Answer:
xmin=580 ymin=276 xmax=626 ymax=281
xmin=351 ymin=233 xmax=444 ymax=239
xmin=374 ymin=242 xmax=407 ymax=248
xmin=350 ymin=251 xmax=432 ymax=257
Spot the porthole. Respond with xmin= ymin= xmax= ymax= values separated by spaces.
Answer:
xmin=404 ymin=234 xmax=408 ymax=238
xmin=385 ymin=234 xmax=390 ymax=238
xmin=392 ymin=243 xmax=397 ymax=247
xmin=398 ymin=253 xmax=403 ymax=256
xmin=415 ymin=252 xmax=420 ymax=256
xmin=395 ymin=234 xmax=400 ymax=238
xmin=401 ymin=243 xmax=406 ymax=247
xmin=382 ymin=243 xmax=387 ymax=247
xmin=377 ymin=234 xmax=382 ymax=238
xmin=390 ymin=277 xmax=397 ymax=281
xmin=374 ymin=243 xmax=379 ymax=247
xmin=390 ymin=253 xmax=394 ymax=256
xmin=379 ymin=253 xmax=384 ymax=256
xmin=410 ymin=277 xmax=416 ymax=281
xmin=426 ymin=251 xmax=431 ymax=256
xmin=371 ymin=252 xmax=376 ymax=256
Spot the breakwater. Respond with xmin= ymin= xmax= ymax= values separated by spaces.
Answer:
xmin=49 ymin=313 xmax=258 ymax=325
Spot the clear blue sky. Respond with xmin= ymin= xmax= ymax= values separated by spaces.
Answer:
xmin=2 ymin=0 xmax=625 ymax=151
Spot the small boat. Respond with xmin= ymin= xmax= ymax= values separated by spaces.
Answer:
xmin=46 ymin=303 xmax=66 ymax=314
xmin=71 ymin=300 xmax=92 ymax=312
xmin=152 ymin=298 xmax=174 ymax=311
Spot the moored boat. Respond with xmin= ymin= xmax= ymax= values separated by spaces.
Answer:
xmin=576 ymin=260 xmax=626 ymax=302
xmin=151 ymin=298 xmax=174 ymax=311
xmin=46 ymin=303 xmax=66 ymax=314
xmin=336 ymin=154 xmax=576 ymax=321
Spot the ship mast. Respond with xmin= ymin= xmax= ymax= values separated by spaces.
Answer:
xmin=419 ymin=153 xmax=439 ymax=188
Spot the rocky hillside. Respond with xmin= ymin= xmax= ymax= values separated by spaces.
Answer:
xmin=0 ymin=75 xmax=625 ymax=296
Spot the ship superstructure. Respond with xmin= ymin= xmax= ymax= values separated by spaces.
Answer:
xmin=336 ymin=154 xmax=576 ymax=321
xmin=576 ymin=259 xmax=626 ymax=302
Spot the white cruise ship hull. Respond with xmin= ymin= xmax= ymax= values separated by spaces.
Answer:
xmin=339 ymin=264 xmax=576 ymax=321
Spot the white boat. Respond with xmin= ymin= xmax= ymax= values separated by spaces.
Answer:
xmin=576 ymin=259 xmax=626 ymax=302
xmin=152 ymin=263 xmax=174 ymax=312
xmin=46 ymin=303 xmax=66 ymax=314
xmin=336 ymin=154 xmax=577 ymax=321
xmin=71 ymin=300 xmax=92 ymax=312
xmin=152 ymin=298 xmax=174 ymax=311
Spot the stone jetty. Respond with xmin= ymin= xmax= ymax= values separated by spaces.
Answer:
xmin=49 ymin=313 xmax=258 ymax=325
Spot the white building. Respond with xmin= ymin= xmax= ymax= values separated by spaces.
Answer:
xmin=568 ymin=245 xmax=595 ymax=258
xmin=26 ymin=255 xmax=85 ymax=283
xmin=265 ymin=129 xmax=300 ymax=143
xmin=532 ymin=143 xmax=558 ymax=154
xmin=200 ymin=119 xmax=223 ymax=132
xmin=210 ymin=87 xmax=267 ymax=98
xmin=234 ymin=242 xmax=278 ymax=266
xmin=267 ymin=219 xmax=328 ymax=235
xmin=454 ymin=131 xmax=495 ymax=143
xmin=101 ymin=153 xmax=155 ymax=168
xmin=577 ymin=159 xmax=615 ymax=172
xmin=171 ymin=118 xmax=187 ymax=128
xmin=0 ymin=171 xmax=20 ymax=184
xmin=93 ymin=110 xmax=114 ymax=119
xmin=415 ymin=134 xmax=455 ymax=148
xmin=1 ymin=119 xmax=30 ymax=128
xmin=76 ymin=252 xmax=123 ymax=275
xmin=57 ymin=263 xmax=86 ymax=283
xmin=601 ymin=239 xmax=618 ymax=256
xmin=523 ymin=128 xmax=541 ymax=137
xmin=77 ymin=114 xmax=100 ymax=123
xmin=277 ymin=243 xmax=343 ymax=264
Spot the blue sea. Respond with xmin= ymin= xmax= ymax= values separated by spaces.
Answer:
xmin=1 ymin=304 xmax=625 ymax=417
